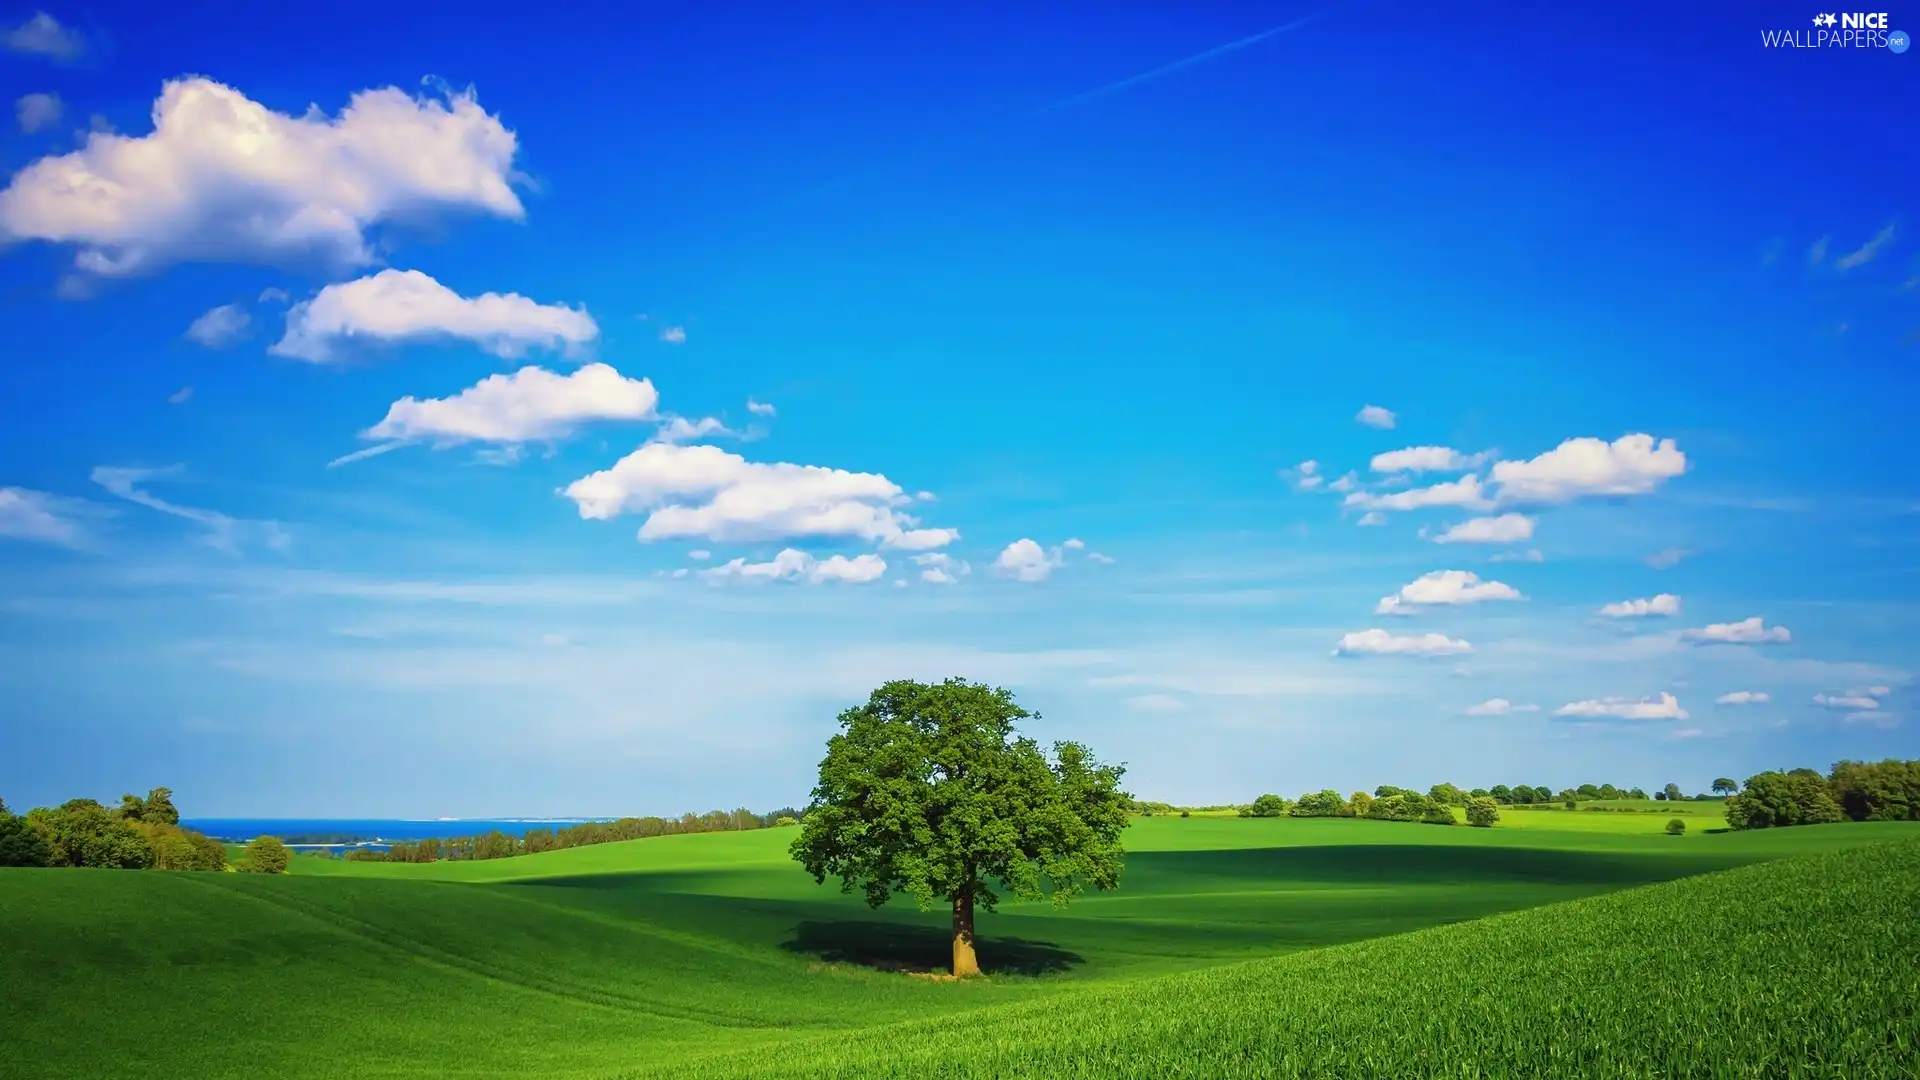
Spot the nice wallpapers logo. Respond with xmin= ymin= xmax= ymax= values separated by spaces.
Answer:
xmin=1762 ymin=11 xmax=1910 ymax=49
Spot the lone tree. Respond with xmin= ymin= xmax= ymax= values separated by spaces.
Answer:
xmin=1711 ymin=777 xmax=1737 ymax=796
xmin=789 ymin=678 xmax=1129 ymax=977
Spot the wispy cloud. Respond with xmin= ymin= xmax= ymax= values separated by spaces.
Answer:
xmin=1834 ymin=222 xmax=1897 ymax=271
xmin=90 ymin=465 xmax=289 ymax=554
xmin=1039 ymin=8 xmax=1340 ymax=112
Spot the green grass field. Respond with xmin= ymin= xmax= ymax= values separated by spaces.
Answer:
xmin=5 ymin=816 xmax=1916 ymax=1079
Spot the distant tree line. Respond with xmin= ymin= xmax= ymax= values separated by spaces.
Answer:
xmin=0 ymin=788 xmax=289 ymax=873
xmin=343 ymin=806 xmax=805 ymax=863
xmin=1725 ymin=760 xmax=1920 ymax=829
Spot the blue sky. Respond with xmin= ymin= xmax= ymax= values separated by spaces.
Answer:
xmin=0 ymin=0 xmax=1914 ymax=816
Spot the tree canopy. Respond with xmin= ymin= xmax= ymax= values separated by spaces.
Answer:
xmin=789 ymin=678 xmax=1129 ymax=977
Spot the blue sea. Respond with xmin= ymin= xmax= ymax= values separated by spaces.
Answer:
xmin=182 ymin=818 xmax=614 ymax=849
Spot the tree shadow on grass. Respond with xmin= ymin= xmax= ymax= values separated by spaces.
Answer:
xmin=782 ymin=919 xmax=1084 ymax=977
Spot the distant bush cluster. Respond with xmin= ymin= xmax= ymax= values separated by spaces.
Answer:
xmin=1725 ymin=760 xmax=1920 ymax=830
xmin=0 ymin=788 xmax=267 ymax=872
xmin=343 ymin=806 xmax=806 ymax=864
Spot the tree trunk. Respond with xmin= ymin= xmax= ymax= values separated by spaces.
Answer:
xmin=951 ymin=888 xmax=980 ymax=977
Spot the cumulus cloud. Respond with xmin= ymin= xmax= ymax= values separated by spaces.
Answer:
xmin=1490 ymin=434 xmax=1687 ymax=504
xmin=1327 ymin=472 xmax=1358 ymax=493
xmin=14 ymin=91 xmax=60 ymax=132
xmin=1489 ymin=549 xmax=1543 ymax=563
xmin=1462 ymin=698 xmax=1539 ymax=716
xmin=1371 ymin=446 xmax=1486 ymax=474
xmin=0 ymin=486 xmax=89 ymax=545
xmin=1286 ymin=460 xmax=1323 ymax=491
xmin=1376 ymin=570 xmax=1521 ymax=615
xmin=562 ymin=441 xmax=955 ymax=549
xmin=914 ymin=551 xmax=971 ymax=585
xmin=1834 ymin=222 xmax=1897 ymax=271
xmin=185 ymin=303 xmax=250 ymax=348
xmin=1344 ymin=474 xmax=1491 ymax=513
xmin=1432 ymin=513 xmax=1533 ymax=544
xmin=1553 ymin=692 xmax=1689 ymax=721
xmin=652 ymin=416 xmax=734 ymax=444
xmin=994 ymin=538 xmax=1065 ymax=582
xmin=1645 ymin=547 xmax=1691 ymax=569
xmin=4 ymin=12 xmax=83 ymax=59
xmin=362 ymin=363 xmax=657 ymax=446
xmin=697 ymin=548 xmax=887 ymax=585
xmin=658 ymin=325 xmax=687 ymax=344
xmin=1715 ymin=691 xmax=1769 ymax=705
xmin=746 ymin=398 xmax=776 ymax=417
xmin=1355 ymin=404 xmax=1396 ymax=429
xmin=90 ymin=465 xmax=288 ymax=554
xmin=1333 ymin=629 xmax=1472 ymax=657
xmin=272 ymin=270 xmax=597 ymax=363
xmin=1681 ymin=616 xmax=1791 ymax=645
xmin=0 ymin=78 xmax=522 ymax=279
xmin=1598 ymin=593 xmax=1681 ymax=618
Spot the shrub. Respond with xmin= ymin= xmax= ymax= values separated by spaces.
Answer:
xmin=1666 ymin=818 xmax=1687 ymax=836
xmin=1465 ymin=797 xmax=1500 ymax=828
xmin=774 ymin=816 xmax=798 ymax=827
xmin=239 ymin=835 xmax=292 ymax=874
xmin=1249 ymin=793 xmax=1287 ymax=818
xmin=1563 ymin=798 xmax=1578 ymax=810
xmin=1179 ymin=810 xmax=1191 ymax=819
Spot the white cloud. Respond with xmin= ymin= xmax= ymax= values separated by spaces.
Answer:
xmin=659 ymin=325 xmax=687 ymax=344
xmin=1645 ymin=547 xmax=1691 ymax=569
xmin=652 ymin=416 xmax=734 ymax=444
xmin=1804 ymin=684 xmax=1881 ymax=711
xmin=1715 ymin=691 xmax=1769 ymax=705
xmin=1553 ymin=692 xmax=1689 ymax=721
xmin=1462 ymin=698 xmax=1539 ymax=716
xmin=1287 ymin=460 xmax=1323 ymax=491
xmin=746 ymin=398 xmax=776 ymax=417
xmin=1356 ymin=510 xmax=1386 ymax=526
xmin=1327 ymin=472 xmax=1358 ymax=493
xmin=914 ymin=551 xmax=971 ymax=585
xmin=1834 ymin=222 xmax=1896 ymax=271
xmin=0 ymin=78 xmax=521 ymax=278
xmin=1333 ymin=629 xmax=1472 ymax=657
xmin=1063 ymin=538 xmax=1085 ymax=550
xmin=363 ymin=363 xmax=658 ymax=445
xmin=994 ymin=538 xmax=1063 ymax=582
xmin=1344 ymin=474 xmax=1491 ymax=513
xmin=1371 ymin=446 xmax=1485 ymax=474
xmin=1355 ymin=404 xmax=1396 ymax=429
xmin=1432 ymin=513 xmax=1533 ymax=544
xmin=1808 ymin=236 xmax=1830 ymax=265
xmin=0 ymin=486 xmax=89 ymax=545
xmin=185 ymin=303 xmax=250 ymax=348
xmin=258 ymin=286 xmax=289 ymax=303
xmin=14 ymin=91 xmax=60 ymax=133
xmin=1087 ymin=551 xmax=1116 ymax=564
xmin=1376 ymin=570 xmax=1521 ymax=615
xmin=90 ymin=465 xmax=288 ymax=554
xmin=167 ymin=386 xmax=193 ymax=405
xmin=562 ymin=441 xmax=955 ymax=549
xmin=687 ymin=549 xmax=711 ymax=561
xmin=4 ymin=12 xmax=83 ymax=59
xmin=1681 ymin=616 xmax=1791 ymax=645
xmin=1597 ymin=593 xmax=1681 ymax=619
xmin=272 ymin=270 xmax=597 ymax=363
xmin=1489 ymin=434 xmax=1687 ymax=504
xmin=698 ymin=548 xmax=887 ymax=585
xmin=1489 ymin=549 xmax=1543 ymax=563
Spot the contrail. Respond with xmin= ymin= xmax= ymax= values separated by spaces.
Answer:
xmin=1039 ymin=8 xmax=1339 ymax=112
xmin=326 ymin=442 xmax=405 ymax=469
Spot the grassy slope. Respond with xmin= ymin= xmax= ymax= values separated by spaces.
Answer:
xmin=3 ymin=818 xmax=1913 ymax=1080
xmin=638 ymin=836 xmax=1920 ymax=1079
